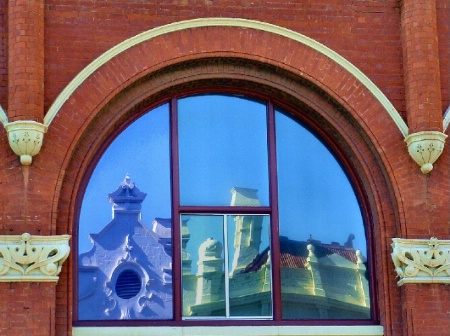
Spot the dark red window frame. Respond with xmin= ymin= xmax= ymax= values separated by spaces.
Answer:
xmin=73 ymin=88 xmax=379 ymax=327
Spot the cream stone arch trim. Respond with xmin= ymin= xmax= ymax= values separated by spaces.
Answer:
xmin=44 ymin=18 xmax=408 ymax=137
xmin=444 ymin=105 xmax=450 ymax=132
xmin=0 ymin=106 xmax=7 ymax=125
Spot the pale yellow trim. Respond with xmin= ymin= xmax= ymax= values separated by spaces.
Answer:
xmin=5 ymin=120 xmax=48 ymax=165
xmin=0 ymin=233 xmax=71 ymax=282
xmin=44 ymin=18 xmax=408 ymax=137
xmin=444 ymin=105 xmax=450 ymax=132
xmin=404 ymin=131 xmax=447 ymax=174
xmin=0 ymin=106 xmax=7 ymax=125
xmin=73 ymin=325 xmax=384 ymax=336
xmin=391 ymin=237 xmax=450 ymax=285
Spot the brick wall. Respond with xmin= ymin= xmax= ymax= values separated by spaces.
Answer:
xmin=437 ymin=0 xmax=450 ymax=111
xmin=43 ymin=0 xmax=405 ymax=116
xmin=0 ymin=0 xmax=6 ymax=110
xmin=8 ymin=0 xmax=44 ymax=121
xmin=0 ymin=1 xmax=449 ymax=335
xmin=0 ymin=283 xmax=56 ymax=336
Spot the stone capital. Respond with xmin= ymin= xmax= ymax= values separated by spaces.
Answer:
xmin=391 ymin=237 xmax=450 ymax=285
xmin=0 ymin=233 xmax=70 ymax=282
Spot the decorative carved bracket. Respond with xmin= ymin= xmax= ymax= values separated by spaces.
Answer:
xmin=391 ymin=237 xmax=450 ymax=285
xmin=4 ymin=120 xmax=48 ymax=165
xmin=404 ymin=131 xmax=447 ymax=174
xmin=0 ymin=233 xmax=70 ymax=282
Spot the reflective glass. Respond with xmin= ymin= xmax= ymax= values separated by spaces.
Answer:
xmin=77 ymin=95 xmax=373 ymax=323
xmin=178 ymin=95 xmax=269 ymax=206
xmin=275 ymin=110 xmax=371 ymax=320
xmin=78 ymin=105 xmax=173 ymax=320
xmin=181 ymin=215 xmax=226 ymax=317
xmin=227 ymin=215 xmax=272 ymax=318
xmin=181 ymin=214 xmax=272 ymax=319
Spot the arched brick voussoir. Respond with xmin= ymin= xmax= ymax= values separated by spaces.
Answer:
xmin=44 ymin=20 xmax=409 ymax=232
xmin=52 ymin=59 xmax=403 ymax=335
xmin=45 ymin=20 xmax=407 ymax=133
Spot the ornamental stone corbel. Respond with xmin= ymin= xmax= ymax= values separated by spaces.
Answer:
xmin=0 ymin=233 xmax=70 ymax=282
xmin=391 ymin=237 xmax=450 ymax=286
xmin=404 ymin=131 xmax=447 ymax=174
xmin=4 ymin=120 xmax=48 ymax=165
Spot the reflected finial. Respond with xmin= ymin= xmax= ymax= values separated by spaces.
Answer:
xmin=344 ymin=233 xmax=355 ymax=248
xmin=121 ymin=173 xmax=134 ymax=189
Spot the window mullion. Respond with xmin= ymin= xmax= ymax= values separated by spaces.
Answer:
xmin=223 ymin=215 xmax=230 ymax=318
xmin=170 ymin=97 xmax=183 ymax=321
xmin=267 ymin=101 xmax=282 ymax=321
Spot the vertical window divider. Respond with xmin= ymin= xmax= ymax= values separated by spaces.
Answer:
xmin=223 ymin=214 xmax=231 ymax=318
xmin=170 ymin=97 xmax=182 ymax=321
xmin=267 ymin=101 xmax=282 ymax=320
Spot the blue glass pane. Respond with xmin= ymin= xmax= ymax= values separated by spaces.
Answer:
xmin=275 ymin=110 xmax=371 ymax=320
xmin=78 ymin=104 xmax=173 ymax=320
xmin=178 ymin=95 xmax=269 ymax=206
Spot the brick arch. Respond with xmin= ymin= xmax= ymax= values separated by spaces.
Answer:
xmin=47 ymin=21 xmax=405 ymax=335
xmin=46 ymin=19 xmax=408 ymax=230
xmin=54 ymin=65 xmax=403 ymax=335
xmin=44 ymin=18 xmax=407 ymax=136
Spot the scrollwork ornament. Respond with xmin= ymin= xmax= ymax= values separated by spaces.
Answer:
xmin=0 ymin=233 xmax=71 ymax=282
xmin=391 ymin=237 xmax=450 ymax=285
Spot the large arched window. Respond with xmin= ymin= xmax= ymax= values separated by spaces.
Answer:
xmin=76 ymin=94 xmax=373 ymax=325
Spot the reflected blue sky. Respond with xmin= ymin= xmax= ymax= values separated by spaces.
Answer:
xmin=79 ymin=95 xmax=366 ymax=257
xmin=276 ymin=110 xmax=366 ymax=253
xmin=178 ymin=95 xmax=269 ymax=206
xmin=78 ymin=104 xmax=171 ymax=253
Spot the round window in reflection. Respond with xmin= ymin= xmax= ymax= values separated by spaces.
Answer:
xmin=115 ymin=269 xmax=142 ymax=300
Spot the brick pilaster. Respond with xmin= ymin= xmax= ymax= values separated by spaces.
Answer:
xmin=402 ymin=284 xmax=450 ymax=336
xmin=0 ymin=282 xmax=56 ymax=336
xmin=400 ymin=4 xmax=449 ymax=336
xmin=401 ymin=0 xmax=442 ymax=133
xmin=8 ymin=0 xmax=44 ymax=122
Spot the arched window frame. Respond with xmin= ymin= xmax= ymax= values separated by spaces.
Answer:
xmin=74 ymin=88 xmax=379 ymax=329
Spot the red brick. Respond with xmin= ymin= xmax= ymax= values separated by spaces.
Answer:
xmin=0 ymin=1 xmax=448 ymax=336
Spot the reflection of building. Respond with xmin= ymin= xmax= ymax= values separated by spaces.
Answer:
xmin=78 ymin=175 xmax=172 ymax=320
xmin=79 ymin=178 xmax=369 ymax=320
xmin=182 ymin=188 xmax=370 ymax=319
xmin=278 ymin=237 xmax=370 ymax=319
xmin=183 ymin=236 xmax=370 ymax=319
